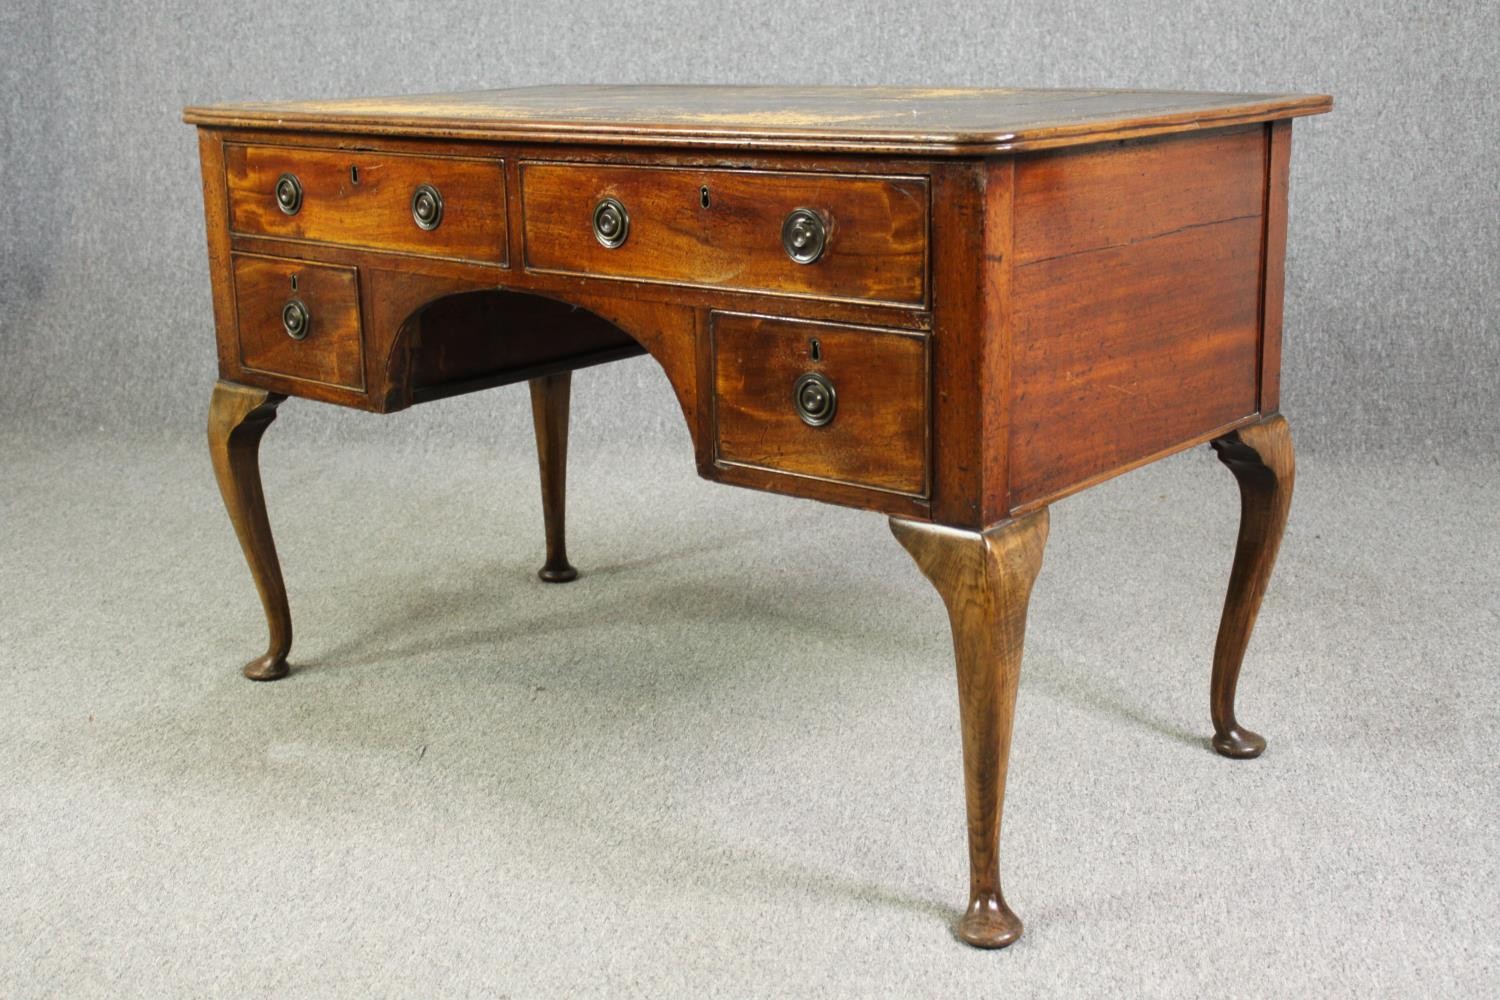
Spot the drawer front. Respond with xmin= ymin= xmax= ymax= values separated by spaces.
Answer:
xmin=233 ymin=254 xmax=364 ymax=390
xmin=712 ymin=314 xmax=928 ymax=496
xmin=522 ymin=163 xmax=927 ymax=306
xmin=226 ymin=144 xmax=507 ymax=264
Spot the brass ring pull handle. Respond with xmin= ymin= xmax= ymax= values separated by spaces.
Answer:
xmin=411 ymin=184 xmax=444 ymax=230
xmin=592 ymin=197 xmax=629 ymax=248
xmin=781 ymin=208 xmax=827 ymax=264
xmin=793 ymin=371 xmax=837 ymax=427
xmin=274 ymin=173 xmax=303 ymax=216
xmin=281 ymin=299 xmax=311 ymax=340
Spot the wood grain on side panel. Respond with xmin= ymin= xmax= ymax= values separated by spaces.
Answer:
xmin=1012 ymin=126 xmax=1266 ymax=265
xmin=1008 ymin=128 xmax=1268 ymax=510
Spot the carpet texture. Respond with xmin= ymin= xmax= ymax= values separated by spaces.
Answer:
xmin=2 ymin=404 xmax=1496 ymax=997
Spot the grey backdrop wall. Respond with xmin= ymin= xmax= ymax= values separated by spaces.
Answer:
xmin=2 ymin=0 xmax=1495 ymax=457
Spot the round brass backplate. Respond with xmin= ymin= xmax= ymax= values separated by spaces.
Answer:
xmin=781 ymin=208 xmax=827 ymax=264
xmin=592 ymin=197 xmax=629 ymax=248
xmin=274 ymin=173 xmax=302 ymax=216
xmin=281 ymin=299 xmax=311 ymax=340
xmin=793 ymin=371 xmax=837 ymax=427
xmin=411 ymin=184 xmax=444 ymax=231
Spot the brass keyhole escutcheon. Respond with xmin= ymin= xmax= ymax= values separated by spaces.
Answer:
xmin=781 ymin=208 xmax=827 ymax=264
xmin=592 ymin=197 xmax=629 ymax=248
xmin=793 ymin=371 xmax=836 ymax=427
xmin=274 ymin=173 xmax=303 ymax=215
xmin=281 ymin=299 xmax=310 ymax=340
xmin=411 ymin=184 xmax=444 ymax=231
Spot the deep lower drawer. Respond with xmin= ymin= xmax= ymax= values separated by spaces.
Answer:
xmin=521 ymin=163 xmax=928 ymax=306
xmin=233 ymin=253 xmax=364 ymax=390
xmin=711 ymin=313 xmax=929 ymax=496
xmin=226 ymin=144 xmax=507 ymax=264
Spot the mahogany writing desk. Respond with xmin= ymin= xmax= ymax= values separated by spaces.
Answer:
xmin=183 ymin=86 xmax=1332 ymax=948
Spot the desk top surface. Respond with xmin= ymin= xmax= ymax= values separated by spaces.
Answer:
xmin=184 ymin=85 xmax=1331 ymax=155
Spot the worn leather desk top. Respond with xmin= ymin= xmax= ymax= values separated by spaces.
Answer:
xmin=185 ymin=84 xmax=1331 ymax=154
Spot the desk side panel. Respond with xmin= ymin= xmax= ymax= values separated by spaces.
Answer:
xmin=1006 ymin=126 xmax=1269 ymax=511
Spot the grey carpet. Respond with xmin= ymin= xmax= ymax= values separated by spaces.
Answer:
xmin=2 ymin=413 xmax=1497 ymax=998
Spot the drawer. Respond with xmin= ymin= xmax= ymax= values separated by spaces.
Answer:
xmin=226 ymin=144 xmax=507 ymax=264
xmin=712 ymin=314 xmax=928 ymax=496
xmin=233 ymin=253 xmax=364 ymax=390
xmin=521 ymin=163 xmax=927 ymax=306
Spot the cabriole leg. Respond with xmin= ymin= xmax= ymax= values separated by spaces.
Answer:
xmin=207 ymin=380 xmax=291 ymax=681
xmin=891 ymin=509 xmax=1050 ymax=949
xmin=529 ymin=371 xmax=578 ymax=583
xmin=1208 ymin=414 xmax=1295 ymax=758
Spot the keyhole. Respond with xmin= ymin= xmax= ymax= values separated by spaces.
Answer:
xmin=810 ymin=337 xmax=821 ymax=362
xmin=700 ymin=185 xmax=710 ymax=209
xmin=350 ymin=166 xmax=360 ymax=185
xmin=289 ymin=273 xmax=298 ymax=291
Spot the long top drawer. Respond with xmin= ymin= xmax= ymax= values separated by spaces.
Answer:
xmin=521 ymin=163 xmax=928 ymax=307
xmin=225 ymin=144 xmax=507 ymax=264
